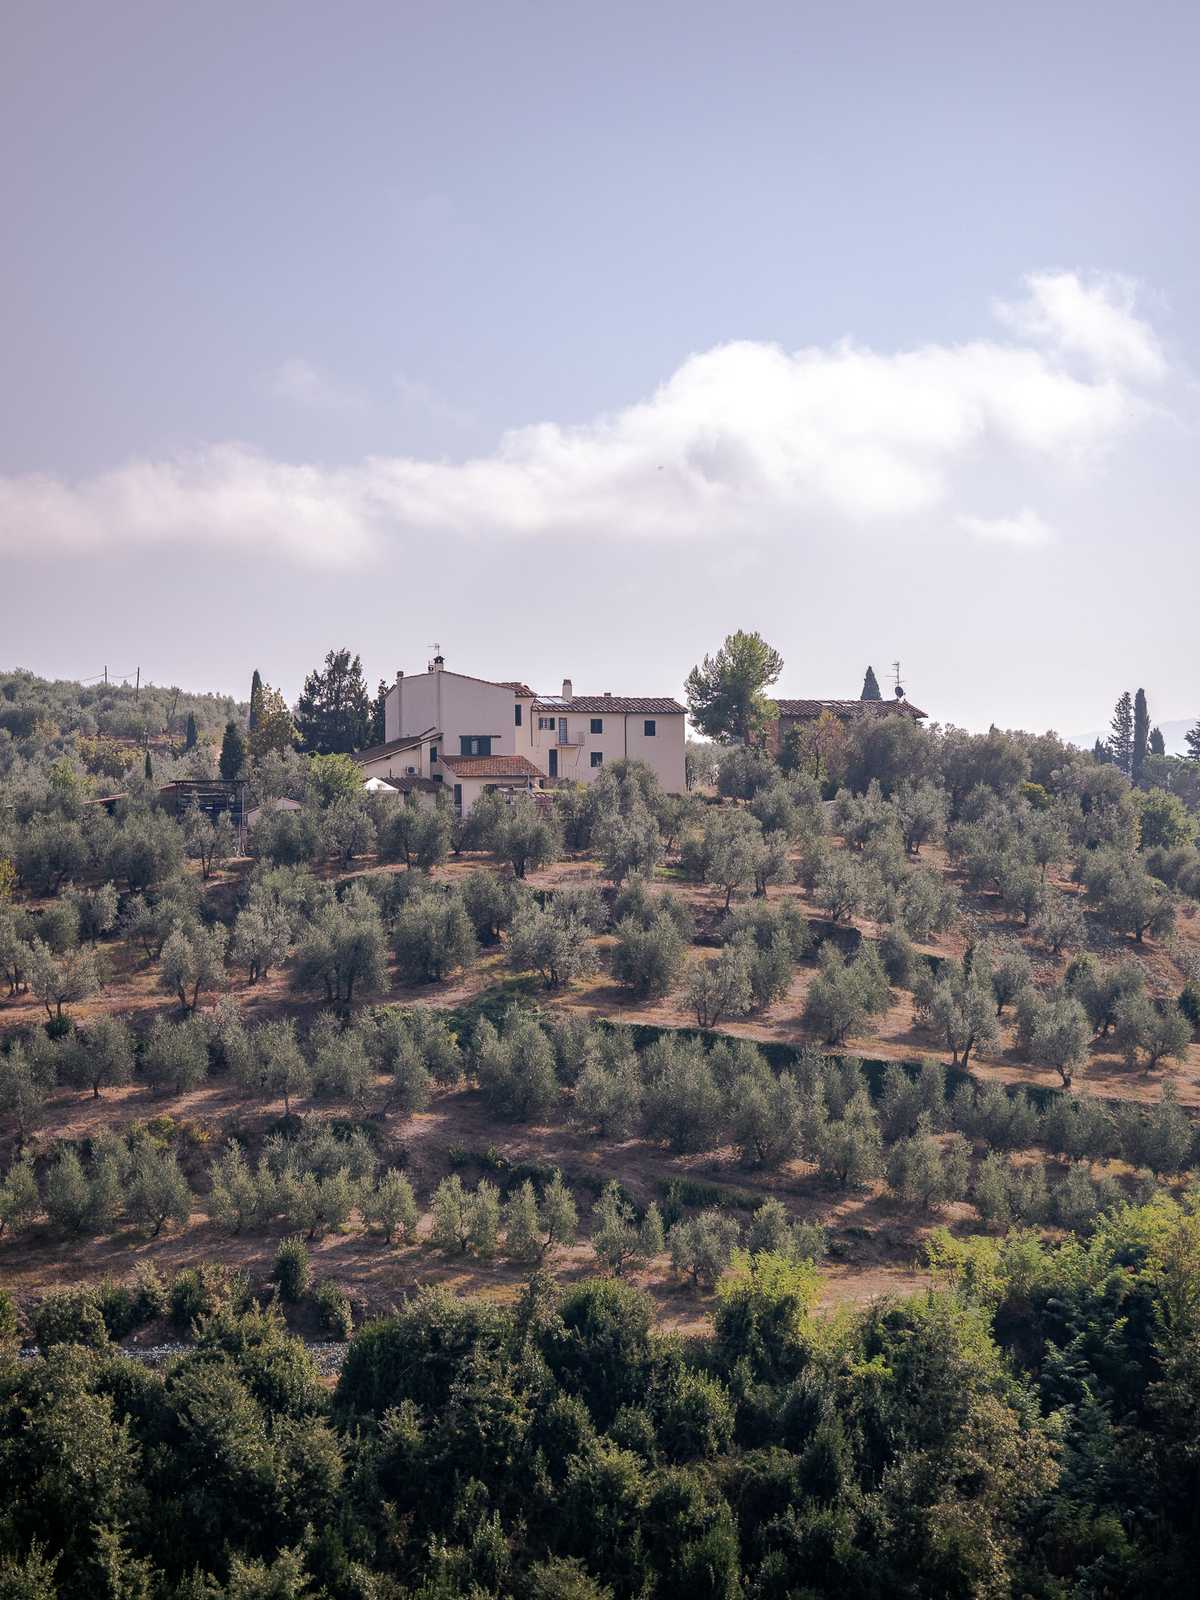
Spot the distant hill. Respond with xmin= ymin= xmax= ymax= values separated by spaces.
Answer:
xmin=1071 ymin=716 xmax=1197 ymax=756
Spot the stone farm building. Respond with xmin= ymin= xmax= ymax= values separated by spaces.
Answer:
xmin=353 ymin=655 xmax=686 ymax=814
xmin=764 ymin=689 xmax=928 ymax=755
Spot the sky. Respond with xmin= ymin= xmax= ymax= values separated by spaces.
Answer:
xmin=2 ymin=0 xmax=1198 ymax=739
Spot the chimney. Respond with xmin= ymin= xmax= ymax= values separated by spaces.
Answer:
xmin=561 ymin=678 xmax=573 ymax=701
xmin=431 ymin=654 xmax=444 ymax=672
xmin=395 ymin=670 xmax=403 ymax=685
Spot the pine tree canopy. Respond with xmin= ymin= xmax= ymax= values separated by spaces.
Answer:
xmin=684 ymin=631 xmax=783 ymax=744
xmin=294 ymin=648 xmax=372 ymax=755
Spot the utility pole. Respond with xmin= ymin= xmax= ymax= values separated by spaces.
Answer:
xmin=135 ymin=667 xmax=140 ymax=701
xmin=104 ymin=665 xmax=108 ymax=686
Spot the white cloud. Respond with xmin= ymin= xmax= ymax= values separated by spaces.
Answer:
xmin=0 ymin=272 xmax=1171 ymax=568
xmin=958 ymin=508 xmax=1055 ymax=547
xmin=994 ymin=270 xmax=1166 ymax=382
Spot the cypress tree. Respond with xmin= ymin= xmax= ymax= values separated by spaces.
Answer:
xmin=1108 ymin=692 xmax=1133 ymax=775
xmin=144 ymin=750 xmax=153 ymax=781
xmin=248 ymin=669 xmax=264 ymax=733
xmin=370 ymin=678 xmax=389 ymax=745
xmin=1132 ymin=688 xmax=1150 ymax=784
xmin=219 ymin=720 xmax=248 ymax=781
xmin=184 ymin=712 xmax=198 ymax=751
xmin=861 ymin=666 xmax=883 ymax=701
xmin=1092 ymin=738 xmax=1110 ymax=764
xmin=1149 ymin=726 xmax=1165 ymax=757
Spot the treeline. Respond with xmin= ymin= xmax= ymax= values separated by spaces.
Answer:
xmin=6 ymin=1193 xmax=1200 ymax=1596
xmin=0 ymin=668 xmax=242 ymax=779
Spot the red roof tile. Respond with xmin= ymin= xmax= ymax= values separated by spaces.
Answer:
xmin=437 ymin=754 xmax=546 ymax=780
xmin=771 ymin=698 xmax=927 ymax=721
xmin=532 ymin=695 xmax=685 ymax=715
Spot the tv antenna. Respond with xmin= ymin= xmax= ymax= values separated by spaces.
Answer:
xmin=892 ymin=661 xmax=905 ymax=699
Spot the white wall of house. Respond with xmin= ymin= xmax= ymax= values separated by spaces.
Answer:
xmin=357 ymin=733 xmax=439 ymax=783
xmin=625 ymin=714 xmax=685 ymax=791
xmin=383 ymin=668 xmax=686 ymax=794
xmin=387 ymin=669 xmax=517 ymax=760
xmin=529 ymin=710 xmax=685 ymax=792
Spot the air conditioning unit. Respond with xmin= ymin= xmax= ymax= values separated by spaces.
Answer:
xmin=406 ymin=766 xmax=416 ymax=775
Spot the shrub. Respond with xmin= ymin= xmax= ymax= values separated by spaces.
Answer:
xmin=272 ymin=1236 xmax=313 ymax=1303
xmin=31 ymin=1288 xmax=109 ymax=1352
xmin=314 ymin=1279 xmax=354 ymax=1340
xmin=169 ymin=1263 xmax=249 ymax=1330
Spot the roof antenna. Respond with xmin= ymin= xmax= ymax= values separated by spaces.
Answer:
xmin=892 ymin=661 xmax=905 ymax=699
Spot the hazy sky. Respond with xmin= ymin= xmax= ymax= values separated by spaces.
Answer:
xmin=3 ymin=0 xmax=1198 ymax=736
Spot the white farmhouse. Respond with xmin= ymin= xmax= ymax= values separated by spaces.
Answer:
xmin=360 ymin=654 xmax=686 ymax=812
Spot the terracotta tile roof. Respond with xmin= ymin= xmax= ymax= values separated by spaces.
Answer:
xmin=532 ymin=695 xmax=685 ymax=715
xmin=438 ymin=754 xmax=546 ymax=780
xmin=352 ymin=728 xmax=438 ymax=764
xmin=494 ymin=681 xmax=537 ymax=697
xmin=771 ymin=698 xmax=927 ymax=721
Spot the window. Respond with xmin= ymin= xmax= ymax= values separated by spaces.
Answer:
xmin=590 ymin=751 xmax=603 ymax=768
xmin=643 ymin=719 xmax=656 ymax=737
xmin=459 ymin=736 xmax=493 ymax=757
xmin=514 ymin=704 xmax=523 ymax=727
xmin=430 ymin=745 xmax=438 ymax=763
xmin=590 ymin=718 xmax=603 ymax=734
xmin=538 ymin=716 xmax=556 ymax=731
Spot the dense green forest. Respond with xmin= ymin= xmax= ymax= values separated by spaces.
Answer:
xmin=4 ymin=1197 xmax=1200 ymax=1598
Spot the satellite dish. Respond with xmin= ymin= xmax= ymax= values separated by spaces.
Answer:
xmin=894 ymin=684 xmax=905 ymax=698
